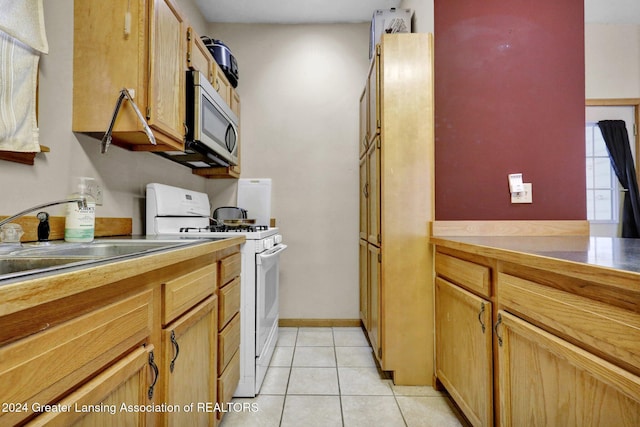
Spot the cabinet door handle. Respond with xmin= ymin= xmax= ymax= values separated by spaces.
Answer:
xmin=148 ymin=350 xmax=159 ymax=399
xmin=478 ymin=303 xmax=486 ymax=333
xmin=169 ymin=330 xmax=180 ymax=373
xmin=363 ymin=183 xmax=369 ymax=198
xmin=494 ymin=313 xmax=503 ymax=347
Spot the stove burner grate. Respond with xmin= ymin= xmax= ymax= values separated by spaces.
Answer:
xmin=180 ymin=224 xmax=269 ymax=233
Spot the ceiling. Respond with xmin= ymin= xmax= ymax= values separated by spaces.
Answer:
xmin=195 ymin=0 xmax=640 ymax=24
xmin=194 ymin=0 xmax=402 ymax=24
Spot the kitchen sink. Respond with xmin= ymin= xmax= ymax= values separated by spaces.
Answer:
xmin=0 ymin=239 xmax=207 ymax=282
xmin=0 ymin=257 xmax=93 ymax=276
xmin=11 ymin=240 xmax=195 ymax=258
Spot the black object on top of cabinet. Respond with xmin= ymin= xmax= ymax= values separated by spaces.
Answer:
xmin=201 ymin=37 xmax=239 ymax=88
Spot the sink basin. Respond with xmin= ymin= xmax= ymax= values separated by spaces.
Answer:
xmin=0 ymin=257 xmax=93 ymax=276
xmin=0 ymin=238 xmax=207 ymax=282
xmin=12 ymin=240 xmax=194 ymax=258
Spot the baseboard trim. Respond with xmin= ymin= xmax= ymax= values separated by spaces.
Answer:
xmin=279 ymin=318 xmax=362 ymax=328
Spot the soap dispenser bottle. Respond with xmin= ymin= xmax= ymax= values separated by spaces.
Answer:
xmin=64 ymin=177 xmax=96 ymax=243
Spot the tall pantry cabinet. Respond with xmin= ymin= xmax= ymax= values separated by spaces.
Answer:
xmin=358 ymin=33 xmax=435 ymax=385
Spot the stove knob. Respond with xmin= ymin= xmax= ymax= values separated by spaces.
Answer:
xmin=263 ymin=237 xmax=275 ymax=250
xmin=274 ymin=234 xmax=283 ymax=244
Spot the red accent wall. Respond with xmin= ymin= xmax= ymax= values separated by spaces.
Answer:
xmin=434 ymin=0 xmax=586 ymax=220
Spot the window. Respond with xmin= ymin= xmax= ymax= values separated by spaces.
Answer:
xmin=585 ymin=124 xmax=618 ymax=222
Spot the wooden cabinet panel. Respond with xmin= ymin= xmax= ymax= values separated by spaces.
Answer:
xmin=359 ymin=88 xmax=369 ymax=157
xmin=186 ymin=27 xmax=213 ymax=82
xmin=436 ymin=252 xmax=491 ymax=298
xmin=218 ymin=314 xmax=240 ymax=373
xmin=359 ymin=239 xmax=369 ymax=329
xmin=359 ymin=155 xmax=368 ymax=240
xmin=217 ymin=350 xmax=240 ymax=416
xmin=148 ymin=0 xmax=185 ymax=142
xmin=497 ymin=310 xmax=640 ymax=427
xmin=213 ymin=64 xmax=231 ymax=106
xmin=499 ymin=272 xmax=640 ymax=374
xmin=0 ymin=290 xmax=153 ymax=426
xmin=162 ymin=296 xmax=217 ymax=427
xmin=367 ymin=55 xmax=379 ymax=144
xmin=219 ymin=276 xmax=240 ymax=328
xmin=368 ymin=243 xmax=382 ymax=362
xmin=435 ymin=278 xmax=493 ymax=427
xmin=367 ymin=138 xmax=380 ymax=245
xmin=73 ymin=0 xmax=185 ymax=150
xmin=358 ymin=34 xmax=434 ymax=385
xmin=28 ymin=346 xmax=153 ymax=427
xmin=219 ymin=252 xmax=241 ymax=286
xmin=163 ymin=264 xmax=216 ymax=325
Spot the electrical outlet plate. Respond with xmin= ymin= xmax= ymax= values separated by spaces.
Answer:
xmin=511 ymin=183 xmax=532 ymax=204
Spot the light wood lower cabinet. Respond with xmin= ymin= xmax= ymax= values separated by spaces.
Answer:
xmin=497 ymin=310 xmax=640 ymax=426
xmin=435 ymin=278 xmax=493 ymax=427
xmin=0 ymin=290 xmax=153 ymax=426
xmin=162 ymin=296 xmax=217 ymax=427
xmin=216 ymin=252 xmax=242 ymax=421
xmin=0 ymin=242 xmax=242 ymax=427
xmin=359 ymin=239 xmax=369 ymax=330
xmin=26 ymin=345 xmax=154 ymax=427
xmin=434 ymin=243 xmax=640 ymax=427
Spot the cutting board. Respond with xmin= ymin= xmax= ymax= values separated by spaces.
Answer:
xmin=237 ymin=179 xmax=272 ymax=227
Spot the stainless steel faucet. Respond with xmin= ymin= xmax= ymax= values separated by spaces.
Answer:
xmin=0 ymin=198 xmax=88 ymax=229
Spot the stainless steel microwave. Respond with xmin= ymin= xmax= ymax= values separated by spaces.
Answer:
xmin=185 ymin=71 xmax=238 ymax=166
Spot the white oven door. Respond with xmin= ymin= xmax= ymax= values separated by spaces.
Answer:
xmin=255 ymin=244 xmax=287 ymax=356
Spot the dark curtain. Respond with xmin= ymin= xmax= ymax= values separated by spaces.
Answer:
xmin=598 ymin=120 xmax=640 ymax=238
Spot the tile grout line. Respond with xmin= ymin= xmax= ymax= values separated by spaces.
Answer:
xmin=277 ymin=327 xmax=298 ymax=427
xmin=332 ymin=327 xmax=346 ymax=427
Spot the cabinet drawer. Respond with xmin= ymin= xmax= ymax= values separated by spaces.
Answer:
xmin=219 ymin=277 xmax=240 ymax=328
xmin=163 ymin=264 xmax=217 ymax=325
xmin=25 ymin=345 xmax=152 ymax=427
xmin=218 ymin=313 xmax=241 ymax=372
xmin=499 ymin=272 xmax=640 ymax=374
xmin=219 ymin=252 xmax=241 ymax=286
xmin=217 ymin=349 xmax=240 ymax=416
xmin=0 ymin=290 xmax=153 ymax=426
xmin=436 ymin=252 xmax=491 ymax=297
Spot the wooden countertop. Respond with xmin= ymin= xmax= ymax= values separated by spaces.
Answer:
xmin=431 ymin=235 xmax=640 ymax=293
xmin=0 ymin=236 xmax=244 ymax=318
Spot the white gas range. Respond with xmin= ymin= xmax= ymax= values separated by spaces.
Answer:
xmin=146 ymin=183 xmax=286 ymax=397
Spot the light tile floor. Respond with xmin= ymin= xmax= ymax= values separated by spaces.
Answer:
xmin=220 ymin=327 xmax=466 ymax=427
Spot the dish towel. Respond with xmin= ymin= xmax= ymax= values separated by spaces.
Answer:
xmin=0 ymin=0 xmax=48 ymax=152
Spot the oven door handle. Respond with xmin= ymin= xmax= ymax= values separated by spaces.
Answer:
xmin=257 ymin=244 xmax=288 ymax=262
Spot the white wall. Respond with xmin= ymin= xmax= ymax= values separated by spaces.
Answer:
xmin=585 ymin=23 xmax=640 ymax=98
xmin=401 ymin=0 xmax=434 ymax=33
xmin=207 ymin=23 xmax=370 ymax=319
xmin=0 ymin=0 xmax=207 ymax=234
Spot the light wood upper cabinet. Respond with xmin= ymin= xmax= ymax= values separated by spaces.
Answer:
xmin=214 ymin=65 xmax=232 ymax=106
xmin=367 ymin=55 xmax=379 ymax=144
xmin=148 ymin=0 xmax=185 ymax=143
xmin=73 ymin=0 xmax=185 ymax=151
xmin=359 ymin=87 xmax=369 ymax=158
xmin=186 ymin=27 xmax=213 ymax=82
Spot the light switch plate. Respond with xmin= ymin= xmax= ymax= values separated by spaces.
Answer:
xmin=511 ymin=183 xmax=532 ymax=204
